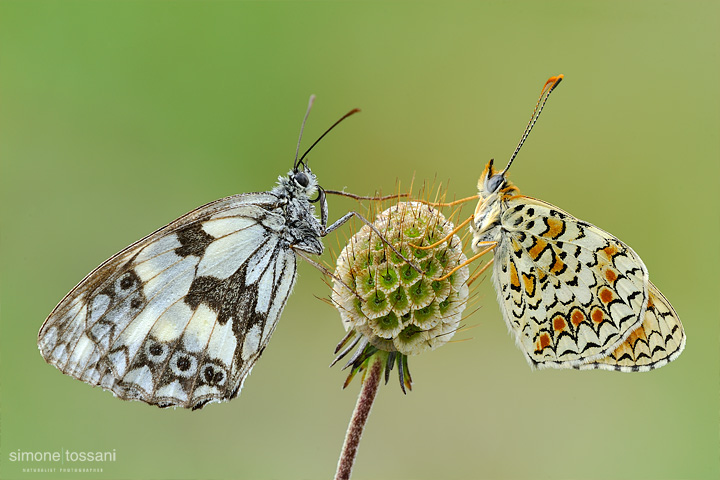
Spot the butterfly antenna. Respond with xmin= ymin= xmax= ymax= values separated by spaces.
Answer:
xmin=298 ymin=107 xmax=361 ymax=168
xmin=294 ymin=95 xmax=316 ymax=170
xmin=501 ymin=74 xmax=563 ymax=176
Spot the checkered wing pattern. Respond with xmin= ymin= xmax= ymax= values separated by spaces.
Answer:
xmin=579 ymin=282 xmax=685 ymax=372
xmin=493 ymin=196 xmax=650 ymax=368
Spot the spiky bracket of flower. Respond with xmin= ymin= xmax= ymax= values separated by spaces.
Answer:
xmin=332 ymin=201 xmax=470 ymax=392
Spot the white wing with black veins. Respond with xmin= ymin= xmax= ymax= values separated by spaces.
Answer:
xmin=38 ymin=192 xmax=297 ymax=409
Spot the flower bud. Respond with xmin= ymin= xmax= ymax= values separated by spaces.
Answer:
xmin=332 ymin=201 xmax=470 ymax=390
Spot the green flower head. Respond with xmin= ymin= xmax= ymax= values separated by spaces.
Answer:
xmin=332 ymin=201 xmax=470 ymax=390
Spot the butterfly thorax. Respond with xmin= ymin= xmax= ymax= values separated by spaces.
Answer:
xmin=271 ymin=168 xmax=324 ymax=255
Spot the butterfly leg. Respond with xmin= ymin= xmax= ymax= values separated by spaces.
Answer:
xmin=291 ymin=247 xmax=364 ymax=302
xmin=324 ymin=190 xmax=411 ymax=202
xmin=434 ymin=242 xmax=497 ymax=282
xmin=467 ymin=257 xmax=494 ymax=286
xmin=411 ymin=214 xmax=474 ymax=251
xmin=323 ymin=211 xmax=423 ymax=274
xmin=412 ymin=195 xmax=480 ymax=208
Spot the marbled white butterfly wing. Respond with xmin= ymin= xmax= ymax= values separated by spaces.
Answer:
xmin=579 ymin=282 xmax=685 ymax=372
xmin=493 ymin=195 xmax=649 ymax=368
xmin=38 ymin=98 xmax=363 ymax=409
xmin=38 ymin=192 xmax=298 ymax=409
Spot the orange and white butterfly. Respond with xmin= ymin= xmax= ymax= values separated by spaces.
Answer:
xmin=467 ymin=75 xmax=685 ymax=372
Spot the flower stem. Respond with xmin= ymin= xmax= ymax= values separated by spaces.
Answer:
xmin=335 ymin=356 xmax=383 ymax=480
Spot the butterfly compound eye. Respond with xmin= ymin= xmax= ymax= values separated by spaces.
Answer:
xmin=486 ymin=174 xmax=505 ymax=193
xmin=294 ymin=171 xmax=310 ymax=188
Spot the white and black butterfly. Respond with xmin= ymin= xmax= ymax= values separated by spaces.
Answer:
xmin=38 ymin=97 xmax=377 ymax=410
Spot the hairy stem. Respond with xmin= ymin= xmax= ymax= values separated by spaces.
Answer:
xmin=335 ymin=356 xmax=383 ymax=480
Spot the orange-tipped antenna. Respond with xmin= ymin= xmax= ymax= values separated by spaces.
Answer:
xmin=501 ymin=74 xmax=563 ymax=176
xmin=297 ymin=105 xmax=361 ymax=169
xmin=294 ymin=95 xmax=316 ymax=170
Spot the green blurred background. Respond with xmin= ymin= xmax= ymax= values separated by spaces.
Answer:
xmin=1 ymin=1 xmax=718 ymax=479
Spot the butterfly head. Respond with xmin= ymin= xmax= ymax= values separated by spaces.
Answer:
xmin=286 ymin=164 xmax=320 ymax=199
xmin=477 ymin=159 xmax=517 ymax=199
xmin=277 ymin=163 xmax=329 ymax=228
xmin=470 ymin=159 xmax=517 ymax=249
